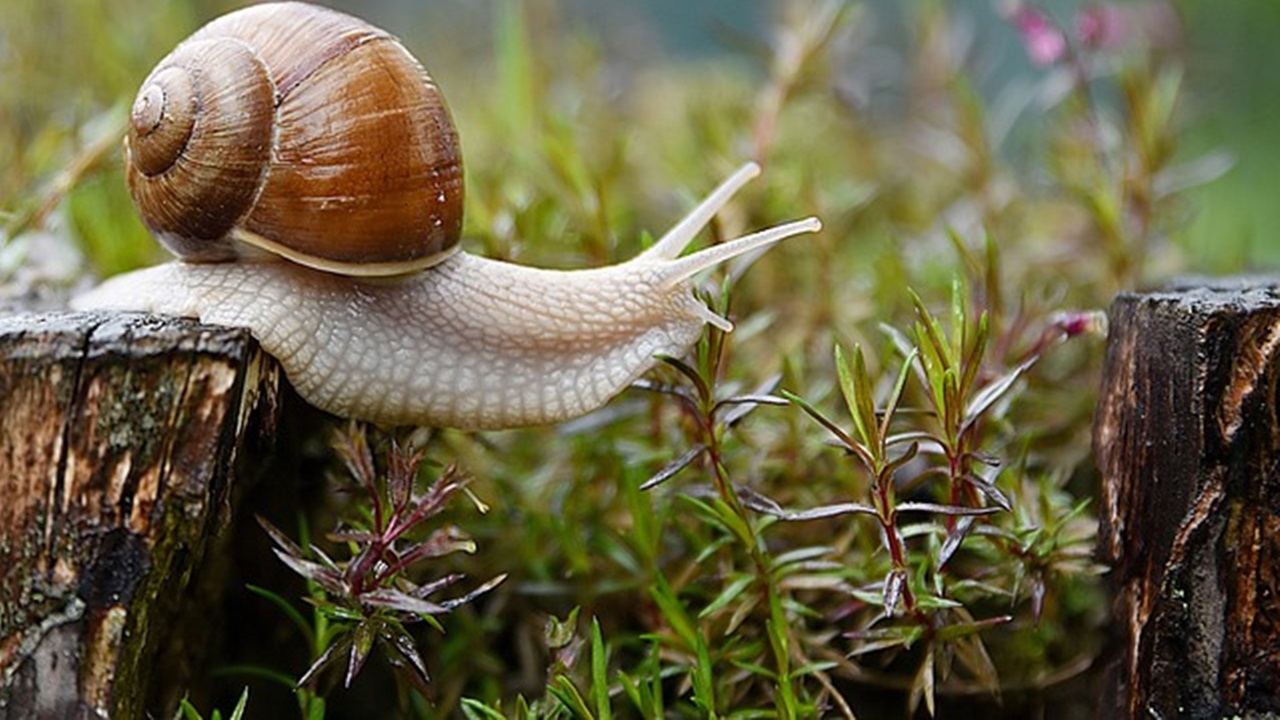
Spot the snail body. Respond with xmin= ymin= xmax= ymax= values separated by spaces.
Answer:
xmin=73 ymin=2 xmax=820 ymax=430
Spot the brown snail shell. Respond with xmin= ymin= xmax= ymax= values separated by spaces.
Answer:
xmin=125 ymin=1 xmax=464 ymax=276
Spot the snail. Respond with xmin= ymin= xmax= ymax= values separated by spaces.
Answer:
xmin=72 ymin=2 xmax=821 ymax=430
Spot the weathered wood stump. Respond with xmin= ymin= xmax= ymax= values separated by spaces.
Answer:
xmin=0 ymin=311 xmax=279 ymax=719
xmin=1095 ymin=279 xmax=1280 ymax=718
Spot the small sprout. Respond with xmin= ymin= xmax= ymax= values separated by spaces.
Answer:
xmin=545 ymin=608 xmax=585 ymax=675
xmin=173 ymin=688 xmax=250 ymax=720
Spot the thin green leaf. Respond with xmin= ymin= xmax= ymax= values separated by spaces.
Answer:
xmin=359 ymin=588 xmax=449 ymax=616
xmin=771 ymin=545 xmax=836 ymax=568
xmin=916 ymin=643 xmax=936 ymax=717
xmin=690 ymin=633 xmax=718 ymax=715
xmin=963 ymin=470 xmax=1013 ymax=512
xmin=658 ymin=354 xmax=711 ymax=406
xmin=648 ymin=575 xmax=697 ymax=651
xmin=729 ymin=657 xmax=776 ymax=681
xmin=640 ymin=444 xmax=706 ymax=491
xmin=699 ymin=573 xmax=755 ymax=620
xmin=959 ymin=311 xmax=989 ymax=402
xmin=725 ymin=593 xmax=761 ymax=635
xmin=964 ymin=356 xmax=1035 ymax=428
xmin=591 ymin=618 xmax=612 ymax=720
xmin=791 ymin=659 xmax=841 ymax=678
xmin=704 ymin=495 xmax=756 ymax=547
xmin=886 ymin=430 xmax=937 ymax=447
xmin=228 ymin=688 xmax=249 ymax=720
xmin=952 ymin=627 xmax=1002 ymax=698
xmin=550 ymin=675 xmax=594 ymax=719
xmin=620 ymin=644 xmax=670 ymax=718
xmin=297 ymin=631 xmax=352 ymax=688
xmin=781 ymin=389 xmax=873 ymax=467
xmin=1057 ymin=496 xmax=1095 ymax=529
xmin=881 ymin=322 xmax=930 ymax=389
xmin=845 ymin=624 xmax=925 ymax=655
xmin=938 ymin=515 xmax=976 ymax=569
xmin=459 ymin=698 xmax=511 ymax=720
xmin=271 ymin=550 xmax=345 ymax=597
xmin=767 ymin=593 xmax=797 ymax=715
xmin=911 ymin=290 xmax=952 ymax=375
xmin=935 ymin=613 xmax=1014 ymax=642
xmin=717 ymin=393 xmax=790 ymax=427
xmin=175 ymin=697 xmax=201 ymax=720
xmin=835 ymin=343 xmax=879 ymax=452
xmin=345 ymin=620 xmax=377 ymax=687
xmin=882 ymin=442 xmax=921 ymax=479
xmin=766 ymin=501 xmax=878 ymax=521
xmin=617 ymin=672 xmax=642 ymax=717
xmin=881 ymin=348 xmax=920 ymax=440
xmin=734 ymin=484 xmax=787 ymax=517
xmin=895 ymin=502 xmax=1000 ymax=516
xmin=441 ymin=573 xmax=507 ymax=610
xmin=714 ymin=373 xmax=784 ymax=426
xmin=949 ymin=276 xmax=965 ymax=364
xmin=257 ymin=515 xmax=306 ymax=559
xmin=941 ymin=367 xmax=961 ymax=432
xmin=914 ymin=593 xmax=963 ymax=610
xmin=308 ymin=599 xmax=364 ymax=622
xmin=383 ymin=627 xmax=432 ymax=693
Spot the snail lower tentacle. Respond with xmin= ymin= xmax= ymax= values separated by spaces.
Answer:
xmin=74 ymin=164 xmax=821 ymax=429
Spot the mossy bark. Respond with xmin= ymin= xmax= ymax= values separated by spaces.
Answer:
xmin=1094 ymin=279 xmax=1280 ymax=718
xmin=0 ymin=311 xmax=279 ymax=719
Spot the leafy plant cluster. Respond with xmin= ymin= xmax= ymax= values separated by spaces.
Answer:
xmin=3 ymin=0 xmax=1229 ymax=717
xmin=258 ymin=427 xmax=505 ymax=706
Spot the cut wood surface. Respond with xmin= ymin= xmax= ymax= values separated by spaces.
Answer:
xmin=1094 ymin=279 xmax=1280 ymax=718
xmin=0 ymin=311 xmax=279 ymax=719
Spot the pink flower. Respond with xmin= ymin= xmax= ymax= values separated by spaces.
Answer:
xmin=1051 ymin=310 xmax=1108 ymax=338
xmin=1012 ymin=6 xmax=1068 ymax=66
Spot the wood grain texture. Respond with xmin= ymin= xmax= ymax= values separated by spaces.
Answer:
xmin=0 ymin=311 xmax=278 ymax=719
xmin=1094 ymin=280 xmax=1280 ymax=718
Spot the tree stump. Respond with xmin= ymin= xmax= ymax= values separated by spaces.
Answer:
xmin=0 ymin=311 xmax=279 ymax=719
xmin=1094 ymin=279 xmax=1280 ymax=718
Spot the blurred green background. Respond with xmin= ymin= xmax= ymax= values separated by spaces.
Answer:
xmin=1 ymin=0 xmax=1278 ymax=277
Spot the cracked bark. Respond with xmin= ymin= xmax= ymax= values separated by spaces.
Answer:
xmin=1094 ymin=279 xmax=1280 ymax=718
xmin=0 ymin=311 xmax=280 ymax=719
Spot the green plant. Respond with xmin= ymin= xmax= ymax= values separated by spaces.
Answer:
xmin=173 ymin=688 xmax=249 ymax=720
xmin=783 ymin=275 xmax=1102 ymax=714
xmin=258 ymin=424 xmax=503 ymax=705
